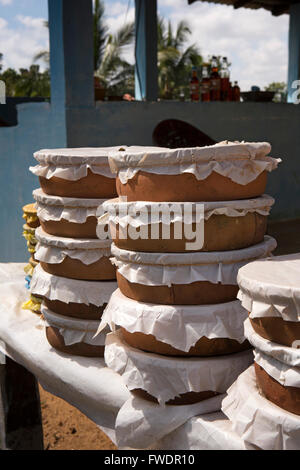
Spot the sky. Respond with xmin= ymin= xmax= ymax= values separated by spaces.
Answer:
xmin=0 ymin=0 xmax=289 ymax=91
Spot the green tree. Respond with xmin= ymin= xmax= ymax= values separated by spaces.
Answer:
xmin=158 ymin=18 xmax=202 ymax=100
xmin=0 ymin=65 xmax=50 ymax=97
xmin=95 ymin=21 xmax=135 ymax=96
xmin=265 ymin=82 xmax=287 ymax=102
xmin=94 ymin=0 xmax=108 ymax=71
xmin=0 ymin=53 xmax=3 ymax=72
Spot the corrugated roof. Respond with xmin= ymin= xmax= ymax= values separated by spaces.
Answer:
xmin=187 ymin=0 xmax=299 ymax=16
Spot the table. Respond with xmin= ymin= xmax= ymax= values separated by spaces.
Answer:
xmin=0 ymin=263 xmax=252 ymax=450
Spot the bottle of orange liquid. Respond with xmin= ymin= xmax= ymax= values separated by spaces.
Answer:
xmin=232 ymin=81 xmax=241 ymax=102
xmin=210 ymin=56 xmax=221 ymax=101
xmin=200 ymin=64 xmax=210 ymax=102
xmin=220 ymin=57 xmax=230 ymax=101
xmin=190 ymin=67 xmax=200 ymax=102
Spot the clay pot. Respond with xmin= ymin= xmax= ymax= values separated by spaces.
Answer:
xmin=116 ymin=171 xmax=268 ymax=202
xmin=43 ymin=298 xmax=106 ymax=320
xmin=131 ymin=388 xmax=219 ymax=406
xmin=113 ymin=212 xmax=267 ymax=252
xmin=254 ymin=362 xmax=300 ymax=416
xmin=250 ymin=317 xmax=300 ymax=348
xmin=117 ymin=272 xmax=238 ymax=305
xmin=40 ymin=256 xmax=116 ymax=281
xmin=39 ymin=170 xmax=117 ymax=199
xmin=46 ymin=326 xmax=104 ymax=358
xmin=121 ymin=328 xmax=250 ymax=357
xmin=40 ymin=217 xmax=100 ymax=239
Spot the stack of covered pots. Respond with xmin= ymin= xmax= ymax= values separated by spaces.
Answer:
xmin=29 ymin=148 xmax=118 ymax=357
xmin=99 ymin=141 xmax=280 ymax=405
xmin=222 ymin=253 xmax=300 ymax=450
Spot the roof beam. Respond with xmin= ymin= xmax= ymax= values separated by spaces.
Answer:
xmin=234 ymin=0 xmax=252 ymax=9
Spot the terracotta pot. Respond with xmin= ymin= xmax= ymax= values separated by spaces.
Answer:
xmin=39 ymin=169 xmax=117 ymax=199
xmin=116 ymin=171 xmax=268 ymax=202
xmin=40 ymin=256 xmax=116 ymax=281
xmin=117 ymin=272 xmax=238 ymax=305
xmin=121 ymin=328 xmax=250 ymax=357
xmin=254 ymin=362 xmax=300 ymax=416
xmin=132 ymin=388 xmax=219 ymax=406
xmin=40 ymin=217 xmax=101 ymax=239
xmin=43 ymin=298 xmax=106 ymax=320
xmin=250 ymin=317 xmax=300 ymax=347
xmin=113 ymin=212 xmax=267 ymax=252
xmin=46 ymin=326 xmax=104 ymax=358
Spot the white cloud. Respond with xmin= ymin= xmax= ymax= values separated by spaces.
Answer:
xmin=0 ymin=0 xmax=13 ymax=5
xmin=0 ymin=15 xmax=49 ymax=71
xmin=160 ymin=3 xmax=289 ymax=90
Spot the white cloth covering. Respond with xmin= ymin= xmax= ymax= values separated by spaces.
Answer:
xmin=30 ymin=147 xmax=123 ymax=181
xmin=254 ymin=350 xmax=300 ymax=388
xmin=41 ymin=304 xmax=108 ymax=346
xmin=35 ymin=227 xmax=112 ymax=265
xmin=30 ymin=264 xmax=117 ymax=306
xmin=102 ymin=195 xmax=275 ymax=228
xmin=238 ymin=252 xmax=300 ymax=322
xmin=98 ymin=289 xmax=248 ymax=352
xmin=105 ymin=331 xmax=253 ymax=405
xmin=222 ymin=365 xmax=300 ymax=450
xmin=244 ymin=318 xmax=300 ymax=367
xmin=108 ymin=142 xmax=281 ymax=185
xmin=33 ymin=188 xmax=107 ymax=223
xmin=111 ymin=236 xmax=277 ymax=287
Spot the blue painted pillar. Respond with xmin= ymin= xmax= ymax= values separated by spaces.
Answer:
xmin=48 ymin=0 xmax=94 ymax=143
xmin=287 ymin=3 xmax=300 ymax=103
xmin=135 ymin=0 xmax=158 ymax=101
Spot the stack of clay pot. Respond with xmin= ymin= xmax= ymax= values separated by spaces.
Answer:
xmin=99 ymin=141 xmax=280 ymax=405
xmin=28 ymin=148 xmax=119 ymax=357
xmin=22 ymin=203 xmax=42 ymax=314
xmin=222 ymin=253 xmax=300 ymax=450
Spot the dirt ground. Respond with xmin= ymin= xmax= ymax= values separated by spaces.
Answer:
xmin=39 ymin=384 xmax=117 ymax=450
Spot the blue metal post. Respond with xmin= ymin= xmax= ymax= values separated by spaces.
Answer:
xmin=288 ymin=3 xmax=300 ymax=103
xmin=48 ymin=0 xmax=94 ymax=138
xmin=135 ymin=0 xmax=158 ymax=101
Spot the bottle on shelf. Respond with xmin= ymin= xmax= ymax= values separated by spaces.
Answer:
xmin=190 ymin=67 xmax=200 ymax=102
xmin=220 ymin=57 xmax=230 ymax=101
xmin=200 ymin=64 xmax=210 ymax=102
xmin=232 ymin=81 xmax=241 ymax=102
xmin=210 ymin=56 xmax=221 ymax=101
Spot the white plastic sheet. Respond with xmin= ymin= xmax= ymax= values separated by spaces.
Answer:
xmin=238 ymin=252 xmax=300 ymax=322
xmin=105 ymin=331 xmax=253 ymax=405
xmin=31 ymin=264 xmax=117 ymax=306
xmin=111 ymin=237 xmax=277 ymax=287
xmin=99 ymin=289 xmax=248 ymax=352
xmin=108 ymin=142 xmax=281 ymax=185
xmin=222 ymin=366 xmax=300 ymax=450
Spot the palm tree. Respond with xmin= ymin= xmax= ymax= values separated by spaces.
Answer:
xmin=0 ymin=53 xmax=3 ymax=72
xmin=94 ymin=0 xmax=108 ymax=71
xmin=158 ymin=18 xmax=202 ymax=100
xmin=95 ymin=21 xmax=135 ymax=95
xmin=33 ymin=21 xmax=50 ymax=66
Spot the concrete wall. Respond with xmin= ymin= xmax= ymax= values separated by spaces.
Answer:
xmin=0 ymin=100 xmax=299 ymax=262
xmin=0 ymin=102 xmax=66 ymax=262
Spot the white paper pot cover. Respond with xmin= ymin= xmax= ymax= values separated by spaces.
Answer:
xmin=102 ymin=195 xmax=275 ymax=227
xmin=41 ymin=304 xmax=108 ymax=346
xmin=244 ymin=318 xmax=300 ymax=367
xmin=33 ymin=188 xmax=106 ymax=224
xmin=105 ymin=331 xmax=253 ymax=405
xmin=35 ymin=227 xmax=112 ymax=265
xmin=222 ymin=366 xmax=300 ymax=450
xmin=238 ymin=253 xmax=300 ymax=322
xmin=111 ymin=236 xmax=277 ymax=287
xmin=30 ymin=147 xmax=121 ymax=180
xmin=99 ymin=289 xmax=248 ymax=352
xmin=108 ymin=142 xmax=281 ymax=185
xmin=30 ymin=264 xmax=117 ymax=306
